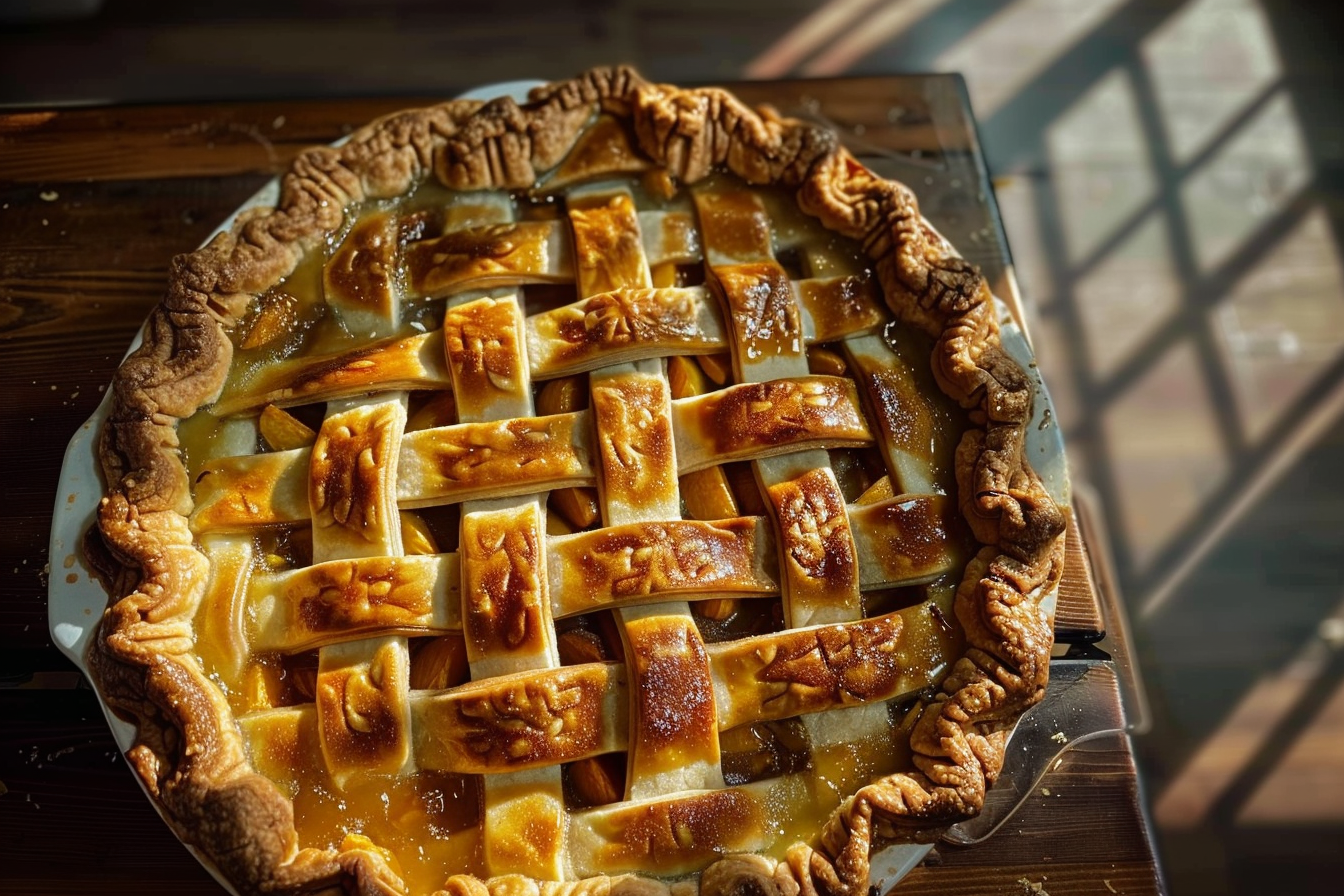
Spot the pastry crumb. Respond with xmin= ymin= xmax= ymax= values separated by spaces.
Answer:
xmin=1040 ymin=786 xmax=1051 ymax=796
xmin=40 ymin=190 xmax=58 ymax=201
xmin=1018 ymin=877 xmax=1050 ymax=895
xmin=1051 ymin=731 xmax=1068 ymax=744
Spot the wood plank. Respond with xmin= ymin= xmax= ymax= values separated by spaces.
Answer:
xmin=0 ymin=177 xmax=268 ymax=276
xmin=0 ymin=175 xmax=266 ymax=667
xmin=727 ymin=76 xmax=966 ymax=153
xmin=0 ymin=78 xmax=967 ymax=186
xmin=0 ymin=689 xmax=219 ymax=891
xmin=902 ymin=862 xmax=1160 ymax=896
xmin=0 ymin=99 xmax=441 ymax=183
xmin=1055 ymin=506 xmax=1107 ymax=641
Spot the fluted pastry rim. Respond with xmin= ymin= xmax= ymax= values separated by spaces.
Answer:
xmin=87 ymin=67 xmax=1067 ymax=896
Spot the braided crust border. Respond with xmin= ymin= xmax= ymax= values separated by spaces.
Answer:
xmin=88 ymin=67 xmax=1066 ymax=896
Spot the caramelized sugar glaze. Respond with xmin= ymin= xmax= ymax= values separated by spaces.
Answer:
xmin=93 ymin=70 xmax=1064 ymax=896
xmin=177 ymin=168 xmax=970 ymax=887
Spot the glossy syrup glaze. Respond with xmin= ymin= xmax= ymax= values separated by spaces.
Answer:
xmin=181 ymin=169 xmax=966 ymax=888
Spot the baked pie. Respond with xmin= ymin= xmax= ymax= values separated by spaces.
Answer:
xmin=87 ymin=67 xmax=1066 ymax=896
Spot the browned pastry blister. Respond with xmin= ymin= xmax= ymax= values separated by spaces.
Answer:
xmin=89 ymin=66 xmax=1066 ymax=896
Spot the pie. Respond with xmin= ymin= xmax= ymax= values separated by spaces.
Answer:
xmin=86 ymin=67 xmax=1066 ymax=896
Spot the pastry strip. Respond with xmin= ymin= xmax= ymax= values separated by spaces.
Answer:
xmin=442 ymin=226 xmax=569 ymax=879
xmin=573 ymin=185 xmax=725 ymax=804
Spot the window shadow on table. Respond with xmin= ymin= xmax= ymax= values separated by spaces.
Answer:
xmin=761 ymin=1 xmax=1344 ymax=892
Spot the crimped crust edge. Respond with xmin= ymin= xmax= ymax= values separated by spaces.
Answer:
xmin=89 ymin=66 xmax=1066 ymax=896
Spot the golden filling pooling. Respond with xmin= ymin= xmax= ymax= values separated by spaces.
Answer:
xmin=184 ymin=157 xmax=973 ymax=886
xmin=87 ymin=81 xmax=1067 ymax=896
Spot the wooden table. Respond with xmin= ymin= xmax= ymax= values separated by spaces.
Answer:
xmin=0 ymin=76 xmax=1164 ymax=895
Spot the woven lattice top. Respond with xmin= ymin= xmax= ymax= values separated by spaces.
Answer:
xmin=91 ymin=69 xmax=1065 ymax=896
xmin=186 ymin=148 xmax=965 ymax=887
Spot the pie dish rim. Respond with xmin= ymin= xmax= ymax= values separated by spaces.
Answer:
xmin=50 ymin=71 xmax=1070 ymax=896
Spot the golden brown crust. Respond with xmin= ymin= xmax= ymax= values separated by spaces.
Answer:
xmin=629 ymin=81 xmax=836 ymax=187
xmin=91 ymin=66 xmax=1066 ymax=896
xmin=548 ymin=518 xmax=772 ymax=612
xmin=416 ymin=664 xmax=618 ymax=773
xmin=765 ymin=468 xmax=858 ymax=607
xmin=590 ymin=374 xmax=678 ymax=513
xmin=679 ymin=376 xmax=872 ymax=462
xmin=90 ymin=496 xmax=345 ymax=892
xmin=460 ymin=503 xmax=549 ymax=662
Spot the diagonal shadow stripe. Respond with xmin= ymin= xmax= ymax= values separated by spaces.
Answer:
xmin=1057 ymin=78 xmax=1287 ymax=290
xmin=1051 ymin=185 xmax=1328 ymax=592
xmin=1209 ymin=637 xmax=1344 ymax=828
xmin=977 ymin=0 xmax=1188 ymax=173
xmin=1009 ymin=42 xmax=1325 ymax=597
xmin=1062 ymin=186 xmax=1314 ymax=426
xmin=1130 ymin=346 xmax=1344 ymax=603
xmin=821 ymin=0 xmax=1017 ymax=76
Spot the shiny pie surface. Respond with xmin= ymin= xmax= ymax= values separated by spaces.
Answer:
xmin=90 ymin=68 xmax=1066 ymax=896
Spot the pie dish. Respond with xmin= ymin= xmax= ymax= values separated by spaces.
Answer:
xmin=83 ymin=67 xmax=1067 ymax=896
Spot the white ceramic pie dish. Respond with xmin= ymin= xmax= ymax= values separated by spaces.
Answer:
xmin=48 ymin=79 xmax=1068 ymax=895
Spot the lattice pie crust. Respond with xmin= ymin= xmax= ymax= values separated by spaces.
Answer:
xmin=88 ymin=68 xmax=1066 ymax=896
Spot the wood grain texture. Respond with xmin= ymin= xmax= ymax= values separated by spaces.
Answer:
xmin=0 ymin=78 xmax=1155 ymax=895
xmin=1055 ymin=507 xmax=1107 ymax=640
xmin=0 ymin=100 xmax=439 ymax=183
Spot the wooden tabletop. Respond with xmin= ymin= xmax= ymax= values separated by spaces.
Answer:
xmin=0 ymin=76 xmax=1163 ymax=895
